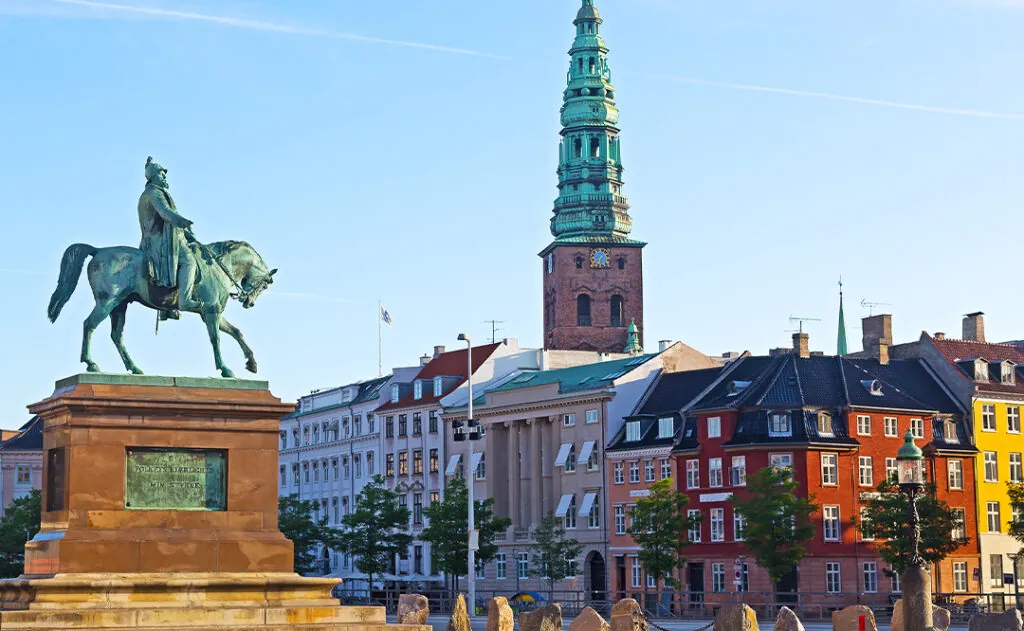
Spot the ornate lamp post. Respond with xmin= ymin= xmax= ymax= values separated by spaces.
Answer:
xmin=454 ymin=333 xmax=483 ymax=615
xmin=896 ymin=430 xmax=932 ymax=631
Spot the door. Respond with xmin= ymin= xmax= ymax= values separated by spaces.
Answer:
xmin=615 ymin=556 xmax=626 ymax=601
xmin=776 ymin=565 xmax=798 ymax=603
xmin=588 ymin=551 xmax=607 ymax=602
xmin=688 ymin=563 xmax=705 ymax=605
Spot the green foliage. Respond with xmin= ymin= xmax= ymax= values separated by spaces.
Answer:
xmin=628 ymin=478 xmax=695 ymax=588
xmin=730 ymin=467 xmax=818 ymax=587
xmin=336 ymin=475 xmax=412 ymax=587
xmin=530 ymin=511 xmax=584 ymax=594
xmin=1009 ymin=483 xmax=1024 ymax=551
xmin=278 ymin=494 xmax=336 ymax=575
xmin=859 ymin=479 xmax=965 ymax=575
xmin=418 ymin=476 xmax=511 ymax=579
xmin=0 ymin=490 xmax=41 ymax=578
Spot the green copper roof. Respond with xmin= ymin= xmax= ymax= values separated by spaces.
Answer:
xmin=623 ymin=318 xmax=643 ymax=354
xmin=549 ymin=0 xmax=635 ymax=243
xmin=837 ymin=282 xmax=849 ymax=356
xmin=488 ymin=353 xmax=656 ymax=397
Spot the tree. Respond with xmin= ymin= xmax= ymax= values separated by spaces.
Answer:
xmin=0 ymin=490 xmax=40 ymax=578
xmin=730 ymin=467 xmax=818 ymax=590
xmin=859 ymin=478 xmax=965 ymax=576
xmin=531 ymin=511 xmax=584 ymax=599
xmin=1009 ymin=483 xmax=1024 ymax=551
xmin=279 ymin=494 xmax=336 ymax=575
xmin=419 ymin=476 xmax=511 ymax=591
xmin=629 ymin=478 xmax=697 ymax=591
xmin=336 ymin=475 xmax=412 ymax=591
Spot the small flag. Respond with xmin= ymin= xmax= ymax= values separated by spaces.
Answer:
xmin=380 ymin=305 xmax=393 ymax=326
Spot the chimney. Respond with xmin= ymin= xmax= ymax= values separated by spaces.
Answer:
xmin=963 ymin=312 xmax=985 ymax=342
xmin=878 ymin=342 xmax=889 ymax=365
xmin=420 ymin=354 xmax=431 ymax=366
xmin=658 ymin=340 xmax=672 ymax=352
xmin=793 ymin=333 xmax=810 ymax=359
xmin=861 ymin=314 xmax=893 ymax=351
xmin=433 ymin=345 xmax=446 ymax=358
xmin=934 ymin=332 xmax=946 ymax=340
xmin=769 ymin=347 xmax=790 ymax=357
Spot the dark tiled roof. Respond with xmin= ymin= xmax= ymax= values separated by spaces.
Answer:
xmin=638 ymin=367 xmax=725 ymax=415
xmin=0 ymin=417 xmax=42 ymax=452
xmin=608 ymin=414 xmax=682 ymax=452
xmin=691 ymin=356 xmax=781 ymax=411
xmin=376 ymin=343 xmax=502 ymax=411
xmin=932 ymin=337 xmax=1024 ymax=397
xmin=353 ymin=376 xmax=390 ymax=404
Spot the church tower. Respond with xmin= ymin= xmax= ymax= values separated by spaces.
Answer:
xmin=541 ymin=0 xmax=645 ymax=353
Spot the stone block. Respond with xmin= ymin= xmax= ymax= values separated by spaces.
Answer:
xmin=832 ymin=605 xmax=877 ymax=631
xmin=520 ymin=603 xmax=562 ymax=631
xmin=448 ymin=594 xmax=472 ymax=631
xmin=713 ymin=604 xmax=758 ymax=631
xmin=775 ymin=606 xmax=804 ymax=631
xmin=568 ymin=606 xmax=610 ymax=631
xmin=398 ymin=593 xmax=429 ymax=625
xmin=610 ymin=597 xmax=646 ymax=631
xmin=968 ymin=608 xmax=1023 ymax=631
xmin=891 ymin=599 xmax=951 ymax=631
xmin=487 ymin=596 xmax=514 ymax=631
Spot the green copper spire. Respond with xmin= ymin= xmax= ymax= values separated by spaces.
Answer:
xmin=837 ymin=279 xmax=849 ymax=355
xmin=624 ymin=318 xmax=643 ymax=355
xmin=550 ymin=0 xmax=640 ymax=245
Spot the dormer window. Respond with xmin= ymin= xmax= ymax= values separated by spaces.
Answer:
xmin=433 ymin=376 xmax=443 ymax=397
xmin=975 ymin=360 xmax=989 ymax=382
xmin=391 ymin=384 xmax=400 ymax=403
xmin=1002 ymin=362 xmax=1016 ymax=385
xmin=861 ymin=379 xmax=884 ymax=396
xmin=414 ymin=381 xmax=422 ymax=400
xmin=769 ymin=412 xmax=792 ymax=437
xmin=727 ymin=381 xmax=751 ymax=397
xmin=944 ymin=419 xmax=959 ymax=443
xmin=626 ymin=421 xmax=641 ymax=442
xmin=657 ymin=417 xmax=674 ymax=439
xmin=817 ymin=412 xmax=833 ymax=437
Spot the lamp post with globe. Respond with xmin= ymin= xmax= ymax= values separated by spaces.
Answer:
xmin=897 ymin=430 xmax=933 ymax=631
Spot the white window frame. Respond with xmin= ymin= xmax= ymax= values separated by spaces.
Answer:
xmin=657 ymin=416 xmax=673 ymax=438
xmin=625 ymin=420 xmax=639 ymax=441
xmin=413 ymin=381 xmax=422 ymax=399
xmin=953 ymin=562 xmax=967 ymax=592
xmin=769 ymin=413 xmax=792 ymax=437
xmin=1010 ymin=406 xmax=1022 ymax=434
xmin=708 ymin=458 xmax=723 ymax=488
xmin=886 ymin=457 xmax=898 ymax=482
xmin=733 ymin=511 xmax=746 ymax=541
xmin=518 ymin=553 xmax=529 ymax=579
xmin=770 ymin=452 xmax=793 ymax=472
xmin=952 ymin=508 xmax=966 ymax=541
xmin=857 ymin=415 xmax=872 ymax=436
xmin=823 ymin=505 xmax=841 ymax=542
xmin=564 ymin=444 xmax=577 ymax=473
xmin=687 ymin=509 xmax=701 ymax=543
xmin=949 ymin=460 xmax=963 ymax=490
xmin=821 ymin=453 xmax=838 ymax=486
xmin=433 ymin=376 xmax=443 ymax=397
xmin=910 ymin=418 xmax=925 ymax=439
xmin=982 ymin=405 xmax=996 ymax=432
xmin=987 ymin=501 xmax=1002 ymax=533
xmin=564 ymin=413 xmax=576 ymax=427
xmin=710 ymin=508 xmax=725 ymax=542
xmin=614 ymin=505 xmax=626 ymax=535
xmin=711 ymin=563 xmax=726 ymax=593
xmin=644 ymin=459 xmax=656 ymax=483
xmin=731 ymin=456 xmax=746 ymax=486
xmin=686 ymin=459 xmax=699 ymax=489
xmin=826 ymin=562 xmax=842 ymax=594
xmin=860 ymin=506 xmax=874 ymax=541
xmin=660 ymin=458 xmax=672 ymax=480
xmin=613 ymin=462 xmax=624 ymax=484
xmin=630 ymin=556 xmax=642 ymax=588
xmin=985 ymin=451 xmax=999 ymax=482
xmin=884 ymin=416 xmax=898 ymax=437
xmin=818 ymin=412 xmax=833 ymax=436
xmin=496 ymin=553 xmax=507 ymax=580
xmin=859 ymin=456 xmax=874 ymax=487
xmin=1012 ymin=453 xmax=1023 ymax=484
xmin=863 ymin=562 xmax=878 ymax=594
xmin=586 ymin=409 xmax=599 ymax=424
xmin=707 ymin=416 xmax=721 ymax=438
xmin=629 ymin=461 xmax=640 ymax=484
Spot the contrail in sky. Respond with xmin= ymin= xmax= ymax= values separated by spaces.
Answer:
xmin=634 ymin=73 xmax=1024 ymax=120
xmin=49 ymin=0 xmax=508 ymax=60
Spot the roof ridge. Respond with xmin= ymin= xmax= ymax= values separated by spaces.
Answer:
xmin=792 ymin=354 xmax=806 ymax=405
xmin=752 ymin=355 xmax=792 ymax=406
xmin=837 ymin=356 xmax=852 ymax=407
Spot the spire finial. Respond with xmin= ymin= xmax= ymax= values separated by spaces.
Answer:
xmin=837 ymin=277 xmax=849 ymax=356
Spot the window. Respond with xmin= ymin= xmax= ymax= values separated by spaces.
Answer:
xmin=398 ymin=415 xmax=407 ymax=437
xmin=332 ymin=497 xmax=339 ymax=522
xmin=625 ymin=420 xmax=639 ymax=441
xmin=860 ymin=506 xmax=874 ymax=541
xmin=987 ymin=501 xmax=1002 ymax=533
xmin=430 ymin=490 xmax=439 ymax=505
xmin=575 ymin=255 xmax=583 ymax=269
xmin=857 ymin=415 xmax=872 ymax=436
xmin=1011 ymin=407 xmax=1022 ymax=434
xmin=496 ymin=553 xmax=506 ymax=580
xmin=886 ymin=457 xmax=898 ymax=481
xmin=564 ymin=413 xmax=576 ymax=427
xmin=952 ymin=508 xmax=966 ymax=541
xmin=614 ymin=462 xmax=624 ymax=484
xmin=710 ymin=508 xmax=725 ymax=542
xmin=826 ymin=562 xmax=842 ymax=594
xmin=617 ymin=257 xmax=625 ymax=270
xmin=367 ymin=452 xmax=375 ymax=475
xmin=564 ymin=445 xmax=576 ymax=473
xmin=983 ymin=405 xmax=996 ymax=431
xmin=429 ymin=410 xmax=438 ymax=433
xmin=398 ymin=451 xmax=408 ymax=476
xmin=414 ymin=381 xmax=422 ymax=400
xmin=818 ymin=412 xmax=833 ymax=436
xmin=891 ymin=568 xmax=902 ymax=593
xmin=661 ymin=458 xmax=672 ymax=480
xmin=711 ymin=563 xmax=726 ymax=593
xmin=312 ymin=461 xmax=319 ymax=482
xmin=976 ymin=361 xmax=990 ymax=381
xmin=615 ymin=505 xmax=626 ymax=534
xmin=884 ymin=417 xmax=899 ymax=437
xmin=949 ymin=460 xmax=963 ymax=489
xmin=385 ymin=417 xmax=394 ymax=438
xmin=863 ymin=562 xmax=878 ymax=594
xmin=737 ymin=563 xmax=749 ymax=593
xmin=476 ymin=453 xmax=486 ymax=480
xmin=769 ymin=413 xmax=792 ymax=436
xmin=476 ymin=563 xmax=486 ymax=580
xmin=631 ymin=557 xmax=642 ymax=588
xmin=610 ymin=295 xmax=624 ymax=327
xmin=518 ymin=553 xmax=529 ymax=579
xmin=413 ymin=450 xmax=423 ymax=475
xmin=731 ymin=456 xmax=746 ymax=486
xmin=823 ymin=506 xmax=841 ymax=542
xmin=911 ymin=418 xmax=925 ymax=439
xmin=953 ymin=562 xmax=968 ymax=592
xmin=332 ymin=458 xmax=339 ymax=480
xmin=687 ymin=510 xmax=701 ymax=542
xmin=686 ymin=460 xmax=699 ymax=489
xmin=1003 ymin=363 xmax=1016 ymax=384
xmin=386 ymin=454 xmax=395 ymax=478
xmin=367 ymin=414 xmax=375 ymax=433
xmin=577 ymin=294 xmax=591 ymax=326
xmin=770 ymin=453 xmax=793 ymax=472
xmin=644 ymin=460 xmax=655 ymax=482
xmin=943 ymin=419 xmax=959 ymax=443
xmin=588 ymin=495 xmax=600 ymax=528
xmin=859 ymin=456 xmax=874 ymax=487
xmin=734 ymin=511 xmax=746 ymax=541
xmin=412 ymin=413 xmax=422 ymax=436
xmin=707 ymin=416 xmax=721 ymax=438
xmin=354 ymin=454 xmax=362 ymax=478
xmin=429 ymin=448 xmax=439 ymax=473
xmin=586 ymin=410 xmax=599 ymax=424
xmin=564 ymin=496 xmax=577 ymax=529
xmin=413 ymin=493 xmax=423 ymax=525
xmin=991 ymin=555 xmax=1005 ymax=588
xmin=1012 ymin=453 xmax=1023 ymax=483
xmin=709 ymin=458 xmax=723 ymax=487
xmin=279 ymin=465 xmax=285 ymax=486
xmin=985 ymin=451 xmax=999 ymax=482
xmin=821 ymin=453 xmax=838 ymax=486
xmin=390 ymin=385 xmax=399 ymax=403
xmin=629 ymin=461 xmax=640 ymax=483
xmin=658 ymin=417 xmax=674 ymax=438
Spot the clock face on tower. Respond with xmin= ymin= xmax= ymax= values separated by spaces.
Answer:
xmin=590 ymin=248 xmax=610 ymax=268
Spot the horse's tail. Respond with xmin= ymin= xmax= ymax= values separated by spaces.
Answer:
xmin=47 ymin=243 xmax=97 ymax=322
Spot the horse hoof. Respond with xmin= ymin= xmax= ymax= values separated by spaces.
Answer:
xmin=86 ymin=363 xmax=100 ymax=373
xmin=245 ymin=359 xmax=258 ymax=374
xmin=130 ymin=367 xmax=144 ymax=375
xmin=220 ymin=368 xmax=236 ymax=379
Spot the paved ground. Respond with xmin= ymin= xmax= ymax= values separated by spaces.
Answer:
xmin=420 ymin=615 xmax=970 ymax=631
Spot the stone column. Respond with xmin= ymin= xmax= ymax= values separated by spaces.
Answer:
xmin=507 ymin=423 xmax=520 ymax=528
xmin=901 ymin=564 xmax=933 ymax=631
xmin=531 ymin=419 xmax=543 ymax=524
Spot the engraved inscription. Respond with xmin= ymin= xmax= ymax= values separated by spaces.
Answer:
xmin=125 ymin=448 xmax=226 ymax=511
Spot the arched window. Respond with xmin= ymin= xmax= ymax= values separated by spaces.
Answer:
xmin=589 ymin=57 xmax=596 ymax=74
xmin=573 ymin=138 xmax=583 ymax=158
xmin=577 ymin=294 xmax=591 ymax=326
xmin=590 ymin=137 xmax=601 ymax=158
xmin=575 ymin=256 xmax=583 ymax=269
xmin=611 ymin=295 xmax=624 ymax=327
xmin=578 ymin=58 xmax=584 ymax=74
xmin=617 ymin=257 xmax=625 ymax=270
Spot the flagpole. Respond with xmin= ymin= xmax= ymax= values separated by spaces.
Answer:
xmin=378 ymin=301 xmax=383 ymax=378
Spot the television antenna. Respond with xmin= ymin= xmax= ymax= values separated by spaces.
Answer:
xmin=787 ymin=315 xmax=822 ymax=334
xmin=483 ymin=320 xmax=505 ymax=343
xmin=860 ymin=299 xmax=892 ymax=316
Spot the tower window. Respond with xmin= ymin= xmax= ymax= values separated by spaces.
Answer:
xmin=575 ymin=256 xmax=583 ymax=269
xmin=590 ymin=138 xmax=600 ymax=158
xmin=578 ymin=58 xmax=584 ymax=74
xmin=577 ymin=295 xmax=591 ymax=327
xmin=588 ymin=23 xmax=594 ymax=34
xmin=611 ymin=295 xmax=624 ymax=327
xmin=589 ymin=57 xmax=596 ymax=74
xmin=617 ymin=257 xmax=625 ymax=270
xmin=573 ymin=138 xmax=583 ymax=158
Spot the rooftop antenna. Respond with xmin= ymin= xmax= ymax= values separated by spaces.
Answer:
xmin=483 ymin=320 xmax=505 ymax=343
xmin=787 ymin=315 xmax=822 ymax=334
xmin=860 ymin=299 xmax=892 ymax=317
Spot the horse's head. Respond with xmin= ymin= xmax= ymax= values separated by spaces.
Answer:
xmin=208 ymin=241 xmax=277 ymax=309
xmin=240 ymin=264 xmax=276 ymax=309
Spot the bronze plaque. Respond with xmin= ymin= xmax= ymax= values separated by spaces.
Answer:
xmin=125 ymin=447 xmax=227 ymax=511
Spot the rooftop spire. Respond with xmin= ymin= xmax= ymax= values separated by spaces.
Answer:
xmin=837 ymin=278 xmax=849 ymax=356
xmin=624 ymin=318 xmax=643 ymax=355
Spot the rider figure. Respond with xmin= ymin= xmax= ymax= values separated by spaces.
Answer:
xmin=138 ymin=157 xmax=201 ymax=320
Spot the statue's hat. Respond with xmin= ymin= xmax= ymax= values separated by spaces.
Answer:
xmin=144 ymin=156 xmax=167 ymax=181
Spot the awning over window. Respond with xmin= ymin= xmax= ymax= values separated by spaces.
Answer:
xmin=578 ymin=440 xmax=596 ymax=465
xmin=579 ymin=492 xmax=598 ymax=517
xmin=445 ymin=454 xmax=462 ymax=476
xmin=470 ymin=452 xmax=483 ymax=473
xmin=554 ymin=443 xmax=572 ymax=466
xmin=555 ymin=493 xmax=575 ymax=517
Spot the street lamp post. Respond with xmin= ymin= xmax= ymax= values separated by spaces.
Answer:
xmin=896 ymin=430 xmax=932 ymax=631
xmin=1009 ymin=553 xmax=1022 ymax=611
xmin=455 ymin=333 xmax=483 ymax=615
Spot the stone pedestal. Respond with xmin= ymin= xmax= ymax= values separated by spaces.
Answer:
xmin=901 ymin=564 xmax=934 ymax=631
xmin=0 ymin=374 xmax=427 ymax=631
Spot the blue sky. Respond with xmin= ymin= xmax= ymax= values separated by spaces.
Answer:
xmin=1 ymin=0 xmax=1022 ymax=427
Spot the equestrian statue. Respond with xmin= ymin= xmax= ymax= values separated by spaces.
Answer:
xmin=47 ymin=157 xmax=277 ymax=378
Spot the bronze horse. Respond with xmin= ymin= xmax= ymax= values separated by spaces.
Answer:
xmin=47 ymin=240 xmax=276 ymax=378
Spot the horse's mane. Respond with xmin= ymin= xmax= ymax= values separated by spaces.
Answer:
xmin=206 ymin=240 xmax=252 ymax=258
